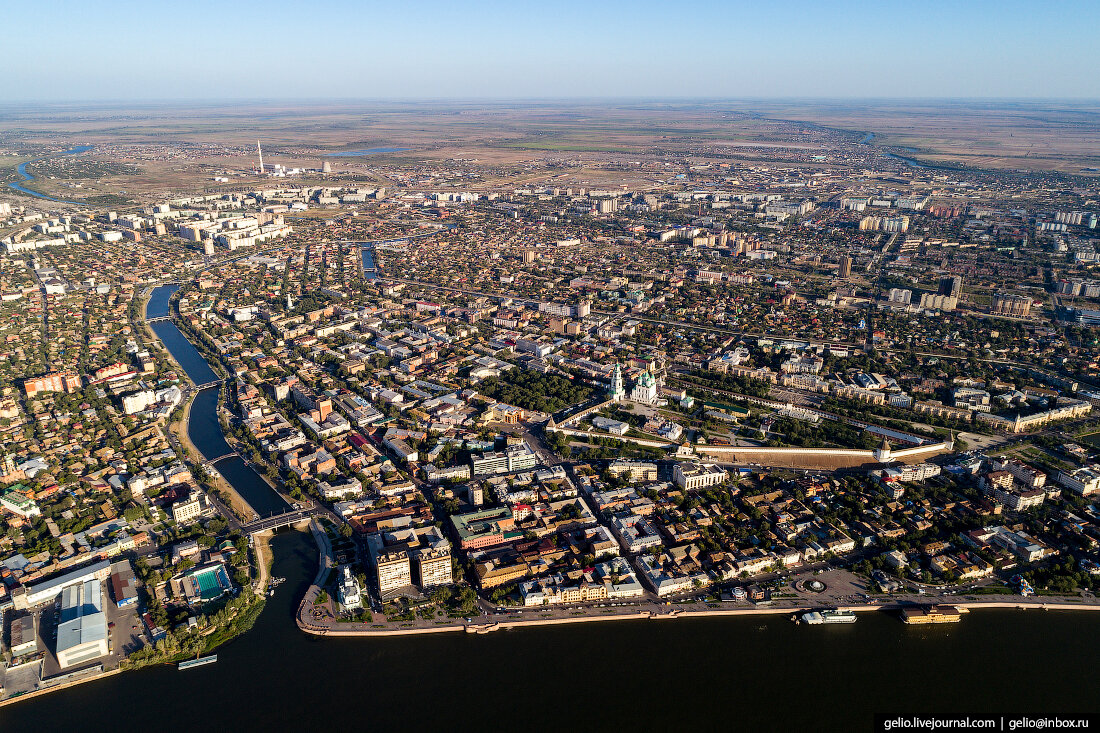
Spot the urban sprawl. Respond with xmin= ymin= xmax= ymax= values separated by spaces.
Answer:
xmin=3 ymin=136 xmax=1100 ymax=700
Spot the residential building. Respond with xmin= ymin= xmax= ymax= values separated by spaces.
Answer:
xmin=376 ymin=550 xmax=412 ymax=596
xmin=416 ymin=547 xmax=453 ymax=588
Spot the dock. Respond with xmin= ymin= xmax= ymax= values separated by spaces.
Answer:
xmin=178 ymin=655 xmax=218 ymax=670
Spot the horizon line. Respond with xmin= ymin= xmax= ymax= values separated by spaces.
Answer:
xmin=3 ymin=95 xmax=1100 ymax=107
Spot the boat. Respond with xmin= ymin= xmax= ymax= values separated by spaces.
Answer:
xmin=178 ymin=655 xmax=218 ymax=670
xmin=800 ymin=609 xmax=857 ymax=625
xmin=901 ymin=604 xmax=966 ymax=625
xmin=821 ymin=610 xmax=857 ymax=624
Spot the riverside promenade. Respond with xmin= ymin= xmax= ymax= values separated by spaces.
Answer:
xmin=296 ymin=594 xmax=1100 ymax=639
xmin=294 ymin=525 xmax=1100 ymax=638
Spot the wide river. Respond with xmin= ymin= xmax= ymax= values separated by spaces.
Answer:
xmin=3 ymin=287 xmax=1096 ymax=730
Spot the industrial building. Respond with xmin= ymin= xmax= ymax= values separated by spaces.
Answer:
xmin=56 ymin=579 xmax=109 ymax=669
xmin=9 ymin=615 xmax=38 ymax=657
xmin=109 ymin=559 xmax=140 ymax=608
xmin=16 ymin=559 xmax=111 ymax=609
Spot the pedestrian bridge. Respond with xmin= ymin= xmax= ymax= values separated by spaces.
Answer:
xmin=200 ymin=453 xmax=236 ymax=469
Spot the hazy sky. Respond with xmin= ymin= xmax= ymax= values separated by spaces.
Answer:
xmin=5 ymin=0 xmax=1099 ymax=101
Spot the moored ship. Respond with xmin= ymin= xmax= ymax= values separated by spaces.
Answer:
xmin=798 ymin=609 xmax=857 ymax=624
xmin=901 ymin=604 xmax=966 ymax=625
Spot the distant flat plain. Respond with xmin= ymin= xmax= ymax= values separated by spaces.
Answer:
xmin=1 ymin=99 xmax=1097 ymax=203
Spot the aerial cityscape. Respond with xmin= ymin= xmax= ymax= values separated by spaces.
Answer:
xmin=2 ymin=2 xmax=1100 ymax=731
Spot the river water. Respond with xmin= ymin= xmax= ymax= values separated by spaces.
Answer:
xmin=6 ymin=287 xmax=1095 ymax=729
xmin=3 ymin=527 xmax=1098 ymax=730
xmin=146 ymin=285 xmax=287 ymax=516
xmin=8 ymin=145 xmax=94 ymax=203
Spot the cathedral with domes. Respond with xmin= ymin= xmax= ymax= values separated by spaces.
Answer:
xmin=630 ymin=368 xmax=659 ymax=404
xmin=608 ymin=363 xmax=662 ymax=405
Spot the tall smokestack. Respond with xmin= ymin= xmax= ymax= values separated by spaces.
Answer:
xmin=257 ymin=140 xmax=264 ymax=174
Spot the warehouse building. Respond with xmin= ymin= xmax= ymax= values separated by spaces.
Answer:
xmin=56 ymin=579 xmax=109 ymax=669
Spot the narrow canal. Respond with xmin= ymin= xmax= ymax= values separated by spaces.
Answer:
xmin=146 ymin=284 xmax=287 ymax=516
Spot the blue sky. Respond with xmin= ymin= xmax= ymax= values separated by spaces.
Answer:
xmin=4 ymin=0 xmax=1098 ymax=101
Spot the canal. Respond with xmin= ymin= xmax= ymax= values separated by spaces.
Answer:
xmin=146 ymin=284 xmax=287 ymax=516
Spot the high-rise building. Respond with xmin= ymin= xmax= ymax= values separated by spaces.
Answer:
xmin=839 ymin=256 xmax=853 ymax=279
xmin=938 ymin=275 xmax=962 ymax=298
xmin=919 ymin=293 xmax=957 ymax=312
xmin=992 ymin=292 xmax=1032 ymax=317
xmin=887 ymin=288 xmax=912 ymax=304
xmin=523 ymin=248 xmax=536 ymax=264
xmin=376 ymin=550 xmax=412 ymax=596
xmin=416 ymin=547 xmax=453 ymax=589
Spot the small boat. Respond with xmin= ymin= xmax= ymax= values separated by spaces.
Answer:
xmin=178 ymin=655 xmax=218 ymax=670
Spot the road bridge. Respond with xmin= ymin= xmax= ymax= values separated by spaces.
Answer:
xmin=193 ymin=379 xmax=225 ymax=391
xmin=242 ymin=508 xmax=317 ymax=536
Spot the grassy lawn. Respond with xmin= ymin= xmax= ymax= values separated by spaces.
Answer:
xmin=1076 ymin=432 xmax=1100 ymax=449
xmin=968 ymin=585 xmax=1014 ymax=595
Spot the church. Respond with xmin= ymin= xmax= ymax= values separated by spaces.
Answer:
xmin=629 ymin=368 xmax=659 ymax=405
xmin=608 ymin=363 xmax=660 ymax=405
